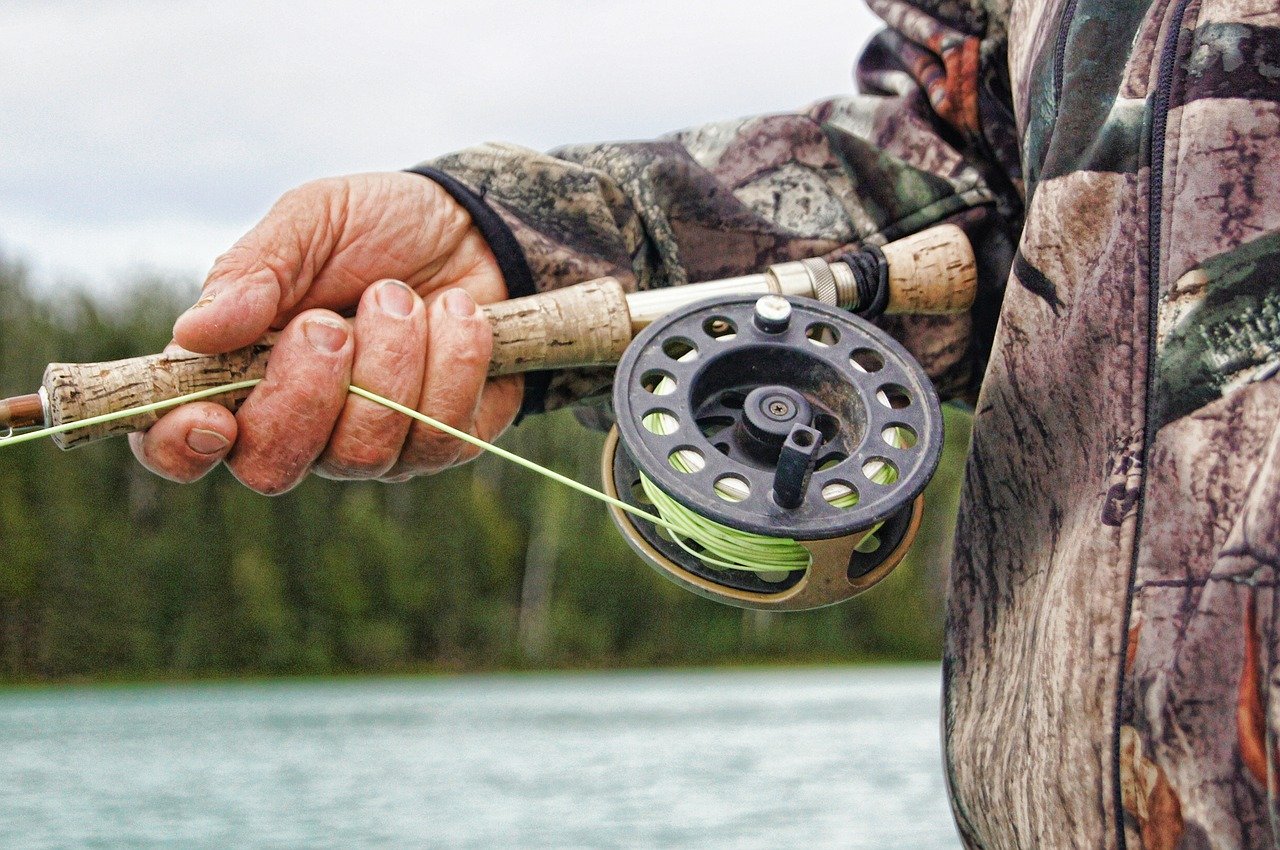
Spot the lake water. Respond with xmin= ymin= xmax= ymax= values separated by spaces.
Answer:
xmin=0 ymin=666 xmax=960 ymax=849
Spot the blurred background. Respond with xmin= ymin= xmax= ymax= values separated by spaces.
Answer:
xmin=0 ymin=1 xmax=969 ymax=847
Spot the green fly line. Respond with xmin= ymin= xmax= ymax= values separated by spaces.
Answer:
xmin=640 ymin=370 xmax=904 ymax=573
xmin=0 ymin=378 xmax=888 ymax=575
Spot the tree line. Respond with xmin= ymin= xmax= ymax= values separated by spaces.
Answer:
xmin=0 ymin=254 xmax=970 ymax=681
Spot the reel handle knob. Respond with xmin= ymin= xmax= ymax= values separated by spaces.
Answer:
xmin=772 ymin=424 xmax=822 ymax=510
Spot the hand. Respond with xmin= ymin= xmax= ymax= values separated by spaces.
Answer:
xmin=129 ymin=172 xmax=523 ymax=493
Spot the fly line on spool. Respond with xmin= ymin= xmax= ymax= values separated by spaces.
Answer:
xmin=638 ymin=365 xmax=906 ymax=571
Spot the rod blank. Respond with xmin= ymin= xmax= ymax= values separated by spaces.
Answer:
xmin=0 ymin=393 xmax=44 ymax=432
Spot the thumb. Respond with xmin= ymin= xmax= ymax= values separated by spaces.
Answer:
xmin=174 ymin=188 xmax=324 ymax=353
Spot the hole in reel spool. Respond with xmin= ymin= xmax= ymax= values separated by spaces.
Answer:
xmin=663 ymin=338 xmax=698 ymax=361
xmin=641 ymin=370 xmax=677 ymax=395
xmin=703 ymin=316 xmax=737 ymax=340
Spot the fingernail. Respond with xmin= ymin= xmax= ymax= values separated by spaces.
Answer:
xmin=377 ymin=280 xmax=415 ymax=317
xmin=304 ymin=318 xmax=349 ymax=353
xmin=178 ymin=290 xmax=218 ymax=323
xmin=443 ymin=288 xmax=476 ymax=318
xmin=187 ymin=428 xmax=229 ymax=455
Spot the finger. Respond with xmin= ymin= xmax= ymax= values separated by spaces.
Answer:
xmin=473 ymin=375 xmax=523 ymax=444
xmin=390 ymin=376 xmax=521 ymax=483
xmin=315 ymin=281 xmax=428 ymax=480
xmin=390 ymin=288 xmax=492 ymax=477
xmin=173 ymin=181 xmax=340 ymax=354
xmin=226 ymin=309 xmax=353 ymax=495
xmin=128 ymin=403 xmax=237 ymax=484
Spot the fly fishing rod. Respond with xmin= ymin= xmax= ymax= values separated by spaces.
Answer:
xmin=0 ymin=224 xmax=976 ymax=611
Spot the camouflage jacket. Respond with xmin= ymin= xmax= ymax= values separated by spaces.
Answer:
xmin=426 ymin=0 xmax=1280 ymax=846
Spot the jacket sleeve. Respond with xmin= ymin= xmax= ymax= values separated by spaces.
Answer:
xmin=420 ymin=0 xmax=1022 ymax=421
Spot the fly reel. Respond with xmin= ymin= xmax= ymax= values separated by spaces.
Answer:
xmin=602 ymin=293 xmax=943 ymax=611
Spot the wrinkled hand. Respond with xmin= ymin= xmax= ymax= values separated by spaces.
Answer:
xmin=129 ymin=172 xmax=523 ymax=493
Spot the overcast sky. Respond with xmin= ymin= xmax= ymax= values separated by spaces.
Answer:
xmin=1 ymin=0 xmax=880 ymax=295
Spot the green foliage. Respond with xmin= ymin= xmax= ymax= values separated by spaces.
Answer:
xmin=0 ymin=258 xmax=972 ymax=682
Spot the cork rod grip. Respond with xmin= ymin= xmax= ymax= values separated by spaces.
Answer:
xmin=44 ymin=277 xmax=633 ymax=448
xmin=879 ymin=223 xmax=977 ymax=315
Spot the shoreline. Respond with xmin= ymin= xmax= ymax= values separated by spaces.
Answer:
xmin=0 ymin=656 xmax=943 ymax=694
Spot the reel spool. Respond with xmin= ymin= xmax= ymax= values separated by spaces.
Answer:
xmin=602 ymin=294 xmax=943 ymax=611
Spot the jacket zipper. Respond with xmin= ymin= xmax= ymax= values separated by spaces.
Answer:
xmin=1053 ymin=0 xmax=1082 ymax=110
xmin=1147 ymin=0 xmax=1194 ymax=386
xmin=1114 ymin=1 xmax=1196 ymax=848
